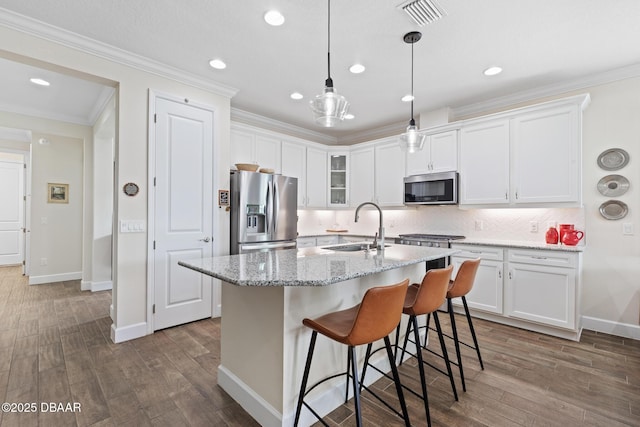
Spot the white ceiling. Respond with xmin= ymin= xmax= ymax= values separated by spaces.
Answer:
xmin=1 ymin=0 xmax=640 ymax=144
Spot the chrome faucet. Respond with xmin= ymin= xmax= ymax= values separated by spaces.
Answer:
xmin=354 ymin=202 xmax=384 ymax=251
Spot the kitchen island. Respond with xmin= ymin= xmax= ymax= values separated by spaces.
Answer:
xmin=179 ymin=243 xmax=458 ymax=427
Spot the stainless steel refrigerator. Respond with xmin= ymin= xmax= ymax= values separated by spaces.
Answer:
xmin=230 ymin=170 xmax=298 ymax=254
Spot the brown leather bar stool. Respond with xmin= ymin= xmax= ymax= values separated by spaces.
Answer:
xmin=446 ymin=258 xmax=483 ymax=392
xmin=293 ymin=279 xmax=411 ymax=427
xmin=395 ymin=265 xmax=456 ymax=426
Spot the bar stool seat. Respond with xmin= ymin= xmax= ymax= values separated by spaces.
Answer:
xmin=293 ymin=279 xmax=411 ymax=427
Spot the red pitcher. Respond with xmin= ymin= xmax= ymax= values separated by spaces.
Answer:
xmin=558 ymin=224 xmax=574 ymax=244
xmin=562 ymin=229 xmax=584 ymax=246
xmin=545 ymin=227 xmax=559 ymax=244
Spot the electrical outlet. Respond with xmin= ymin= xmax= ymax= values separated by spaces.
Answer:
xmin=623 ymin=223 xmax=634 ymax=235
xmin=475 ymin=220 xmax=483 ymax=231
xmin=40 ymin=258 xmax=47 ymax=266
xmin=529 ymin=221 xmax=538 ymax=233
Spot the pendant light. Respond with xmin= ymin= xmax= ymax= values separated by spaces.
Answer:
xmin=399 ymin=31 xmax=426 ymax=153
xmin=310 ymin=0 xmax=350 ymax=127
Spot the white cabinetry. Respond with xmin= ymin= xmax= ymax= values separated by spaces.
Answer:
xmin=450 ymin=244 xmax=504 ymax=314
xmin=458 ymin=95 xmax=588 ymax=207
xmin=511 ymin=105 xmax=580 ymax=204
xmin=296 ymin=237 xmax=317 ymax=248
xmin=459 ymin=119 xmax=510 ymax=205
xmin=316 ymin=235 xmax=340 ymax=246
xmin=450 ymin=243 xmax=582 ymax=340
xmin=406 ymin=130 xmax=458 ymax=176
xmin=374 ymin=140 xmax=406 ymax=206
xmin=505 ymin=249 xmax=578 ymax=330
xmin=281 ymin=141 xmax=307 ymax=208
xmin=230 ymin=127 xmax=281 ymax=172
xmin=349 ymin=146 xmax=375 ymax=207
xmin=306 ymin=147 xmax=328 ymax=208
xmin=328 ymin=152 xmax=349 ymax=207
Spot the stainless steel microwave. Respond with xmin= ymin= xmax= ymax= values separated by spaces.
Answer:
xmin=404 ymin=171 xmax=458 ymax=205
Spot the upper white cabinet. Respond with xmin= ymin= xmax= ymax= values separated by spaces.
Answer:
xmin=406 ymin=129 xmax=458 ymax=176
xmin=349 ymin=146 xmax=375 ymax=207
xmin=375 ymin=139 xmax=406 ymax=206
xmin=281 ymin=141 xmax=307 ymax=208
xmin=511 ymin=105 xmax=580 ymax=204
xmin=307 ymin=147 xmax=328 ymax=208
xmin=230 ymin=127 xmax=281 ymax=172
xmin=459 ymin=94 xmax=588 ymax=207
xmin=328 ymin=152 xmax=349 ymax=207
xmin=459 ymin=119 xmax=511 ymax=205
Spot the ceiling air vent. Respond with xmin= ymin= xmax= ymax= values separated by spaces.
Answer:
xmin=398 ymin=0 xmax=447 ymax=26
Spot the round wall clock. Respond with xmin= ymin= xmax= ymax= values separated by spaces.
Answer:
xmin=123 ymin=182 xmax=139 ymax=197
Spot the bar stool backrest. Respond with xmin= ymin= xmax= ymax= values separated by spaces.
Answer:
xmin=347 ymin=279 xmax=409 ymax=346
xmin=447 ymin=258 xmax=481 ymax=299
xmin=407 ymin=265 xmax=453 ymax=315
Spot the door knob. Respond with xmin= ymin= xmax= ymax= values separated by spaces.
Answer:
xmin=199 ymin=237 xmax=211 ymax=242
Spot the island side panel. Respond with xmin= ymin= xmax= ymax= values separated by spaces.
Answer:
xmin=282 ymin=263 xmax=425 ymax=426
xmin=219 ymin=282 xmax=285 ymax=422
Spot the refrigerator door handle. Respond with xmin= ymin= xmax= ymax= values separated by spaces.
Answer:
xmin=273 ymin=179 xmax=279 ymax=234
xmin=239 ymin=241 xmax=297 ymax=253
xmin=265 ymin=180 xmax=272 ymax=235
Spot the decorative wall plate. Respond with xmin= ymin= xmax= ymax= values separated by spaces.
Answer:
xmin=597 ymin=148 xmax=629 ymax=170
xmin=597 ymin=174 xmax=630 ymax=197
xmin=599 ymin=200 xmax=628 ymax=220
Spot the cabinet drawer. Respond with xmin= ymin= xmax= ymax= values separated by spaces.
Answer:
xmin=297 ymin=238 xmax=317 ymax=248
xmin=508 ymin=249 xmax=577 ymax=268
xmin=451 ymin=244 xmax=504 ymax=261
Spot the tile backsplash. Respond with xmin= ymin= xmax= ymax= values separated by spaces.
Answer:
xmin=298 ymin=206 xmax=585 ymax=243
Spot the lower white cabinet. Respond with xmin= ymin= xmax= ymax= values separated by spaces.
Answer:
xmin=450 ymin=245 xmax=504 ymax=314
xmin=315 ymin=235 xmax=340 ymax=246
xmin=450 ymin=244 xmax=582 ymax=340
xmin=505 ymin=249 xmax=577 ymax=330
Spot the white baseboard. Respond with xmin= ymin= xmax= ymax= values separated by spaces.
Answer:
xmin=110 ymin=304 xmax=114 ymax=321
xmin=110 ymin=321 xmax=147 ymax=343
xmin=581 ymin=316 xmax=640 ymax=341
xmin=81 ymin=280 xmax=91 ymax=291
xmin=29 ymin=271 xmax=82 ymax=285
xmin=91 ymin=280 xmax=113 ymax=292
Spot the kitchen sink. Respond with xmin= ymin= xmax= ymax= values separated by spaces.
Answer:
xmin=323 ymin=243 xmax=390 ymax=252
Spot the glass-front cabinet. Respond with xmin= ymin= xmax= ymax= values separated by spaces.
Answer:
xmin=328 ymin=152 xmax=349 ymax=207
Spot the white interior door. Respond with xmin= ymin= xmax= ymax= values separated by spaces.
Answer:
xmin=0 ymin=159 xmax=24 ymax=266
xmin=153 ymin=97 xmax=214 ymax=330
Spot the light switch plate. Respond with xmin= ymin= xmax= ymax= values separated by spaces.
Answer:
xmin=623 ymin=223 xmax=634 ymax=235
xmin=120 ymin=220 xmax=146 ymax=233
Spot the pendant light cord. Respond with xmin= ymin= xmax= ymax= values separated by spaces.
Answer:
xmin=326 ymin=0 xmax=333 ymax=86
xmin=410 ymin=39 xmax=415 ymax=125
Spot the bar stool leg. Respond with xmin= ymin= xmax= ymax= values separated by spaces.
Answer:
xmin=294 ymin=331 xmax=317 ymax=427
xmin=462 ymin=296 xmax=484 ymax=370
xmin=349 ymin=346 xmax=363 ymax=427
xmin=422 ymin=313 xmax=432 ymax=349
xmin=410 ymin=315 xmax=432 ymax=427
xmin=384 ymin=335 xmax=411 ymax=427
xmin=447 ymin=297 xmax=466 ymax=392
xmin=434 ymin=310 xmax=459 ymax=401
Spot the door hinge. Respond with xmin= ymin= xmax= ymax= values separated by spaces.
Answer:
xmin=23 ymin=196 xmax=26 ymax=201
xmin=153 ymin=241 xmax=156 ymax=250
xmin=23 ymin=163 xmax=26 ymax=169
xmin=154 ymin=113 xmax=157 ymax=123
xmin=152 ymin=304 xmax=156 ymax=314
xmin=153 ymin=177 xmax=156 ymax=186
xmin=22 ymin=260 xmax=25 ymax=265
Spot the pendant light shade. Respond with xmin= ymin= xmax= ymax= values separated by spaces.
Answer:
xmin=310 ymin=0 xmax=349 ymax=127
xmin=399 ymin=31 xmax=426 ymax=152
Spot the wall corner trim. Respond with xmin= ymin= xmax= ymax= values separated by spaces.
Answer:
xmin=110 ymin=321 xmax=147 ymax=343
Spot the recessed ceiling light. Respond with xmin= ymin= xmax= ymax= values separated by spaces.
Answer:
xmin=483 ymin=66 xmax=502 ymax=76
xmin=349 ymin=64 xmax=365 ymax=74
xmin=290 ymin=92 xmax=303 ymax=100
xmin=344 ymin=113 xmax=355 ymax=120
xmin=209 ymin=59 xmax=227 ymax=70
xmin=401 ymin=94 xmax=414 ymax=102
xmin=264 ymin=10 xmax=285 ymax=26
xmin=30 ymin=78 xmax=50 ymax=86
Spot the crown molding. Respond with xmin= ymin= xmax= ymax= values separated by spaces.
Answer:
xmin=336 ymin=121 xmax=407 ymax=146
xmin=0 ymin=8 xmax=239 ymax=99
xmin=451 ymin=62 xmax=640 ymax=120
xmin=231 ymin=108 xmax=337 ymax=145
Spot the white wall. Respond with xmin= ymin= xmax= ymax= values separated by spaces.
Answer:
xmin=0 ymin=23 xmax=231 ymax=341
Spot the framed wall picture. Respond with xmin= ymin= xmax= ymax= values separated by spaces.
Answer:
xmin=47 ymin=183 xmax=69 ymax=203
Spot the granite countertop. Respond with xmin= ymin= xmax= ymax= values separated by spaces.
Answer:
xmin=178 ymin=243 xmax=458 ymax=287
xmin=452 ymin=238 xmax=585 ymax=252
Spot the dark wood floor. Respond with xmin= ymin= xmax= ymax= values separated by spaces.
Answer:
xmin=0 ymin=265 xmax=638 ymax=426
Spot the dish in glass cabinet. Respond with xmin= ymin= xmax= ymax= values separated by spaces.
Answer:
xmin=597 ymin=148 xmax=629 ymax=171
xmin=597 ymin=174 xmax=630 ymax=197
xmin=599 ymin=200 xmax=628 ymax=220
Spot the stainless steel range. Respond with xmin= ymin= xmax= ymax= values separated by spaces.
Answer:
xmin=396 ymin=233 xmax=466 ymax=269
